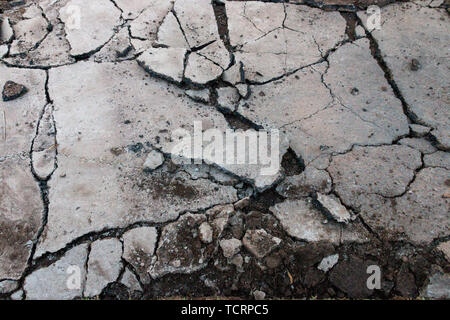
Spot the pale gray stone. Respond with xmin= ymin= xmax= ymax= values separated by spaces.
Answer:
xmin=355 ymin=25 xmax=365 ymax=38
xmin=318 ymin=254 xmax=339 ymax=272
xmin=60 ymin=0 xmax=122 ymax=56
xmin=253 ymin=290 xmax=266 ymax=300
xmin=84 ymin=238 xmax=123 ymax=297
xmin=223 ymin=61 xmax=244 ymax=85
xmin=437 ymin=241 xmax=450 ymax=261
xmin=137 ymin=47 xmax=187 ymax=84
xmin=24 ymin=244 xmax=88 ymax=300
xmin=216 ymin=87 xmax=240 ymax=112
xmin=91 ymin=27 xmax=134 ymax=62
xmin=198 ymin=41 xmax=231 ymax=70
xmin=242 ymin=229 xmax=281 ymax=259
xmin=315 ymin=193 xmax=352 ymax=224
xmin=120 ymin=267 xmax=142 ymax=293
xmin=219 ymin=238 xmax=242 ymax=258
xmin=122 ymin=227 xmax=158 ymax=284
xmin=10 ymin=289 xmax=24 ymax=300
xmin=143 ymin=150 xmax=164 ymax=171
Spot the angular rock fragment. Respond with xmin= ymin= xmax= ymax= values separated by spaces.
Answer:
xmin=122 ymin=227 xmax=158 ymax=284
xmin=113 ymin=0 xmax=154 ymax=19
xmin=184 ymin=53 xmax=223 ymax=86
xmin=185 ymin=88 xmax=210 ymax=103
xmin=219 ymin=238 xmax=242 ymax=258
xmin=222 ymin=61 xmax=244 ymax=85
xmin=242 ymin=229 xmax=281 ymax=259
xmin=314 ymin=193 xmax=352 ymax=224
xmin=270 ymin=199 xmax=341 ymax=244
xmin=120 ymin=267 xmax=142 ymax=293
xmin=137 ymin=47 xmax=187 ymax=84
xmin=2 ymin=80 xmax=27 ymax=101
xmin=276 ymin=166 xmax=332 ymax=198
xmin=60 ymin=0 xmax=122 ymax=56
xmin=0 ymin=44 xmax=7 ymax=58
xmin=91 ymin=27 xmax=134 ymax=62
xmin=199 ymin=222 xmax=213 ymax=244
xmin=24 ymin=244 xmax=88 ymax=300
xmin=216 ymin=87 xmax=239 ymax=112
xmin=84 ymin=238 xmax=123 ymax=297
xmin=317 ymin=254 xmax=339 ymax=272
xmin=143 ymin=149 xmax=164 ymax=171
xmin=437 ymin=241 xmax=450 ymax=261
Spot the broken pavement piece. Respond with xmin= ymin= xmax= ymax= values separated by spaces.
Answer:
xmin=197 ymin=41 xmax=231 ymax=70
xmin=0 ymin=17 xmax=14 ymax=43
xmin=421 ymin=271 xmax=450 ymax=299
xmin=314 ymin=193 xmax=353 ymax=224
xmin=143 ymin=149 xmax=164 ymax=171
xmin=0 ymin=279 xmax=18 ymax=294
xmin=242 ymin=229 xmax=281 ymax=259
xmin=122 ymin=227 xmax=158 ymax=284
xmin=60 ymin=0 xmax=122 ymax=57
xmin=424 ymin=151 xmax=450 ymax=170
xmin=84 ymin=238 xmax=123 ymax=297
xmin=185 ymin=88 xmax=210 ymax=104
xmin=9 ymin=13 xmax=48 ymax=55
xmin=154 ymin=10 xmax=189 ymax=49
xmin=24 ymin=244 xmax=88 ymax=300
xmin=184 ymin=53 xmax=223 ymax=86
xmin=2 ymin=80 xmax=28 ymax=102
xmin=137 ymin=47 xmax=187 ymax=84
xmin=120 ymin=267 xmax=142 ymax=293
xmin=409 ymin=124 xmax=431 ymax=137
xmin=222 ymin=61 xmax=244 ymax=86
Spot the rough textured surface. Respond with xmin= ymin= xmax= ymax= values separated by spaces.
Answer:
xmin=359 ymin=3 xmax=450 ymax=149
xmin=1 ymin=0 xmax=449 ymax=300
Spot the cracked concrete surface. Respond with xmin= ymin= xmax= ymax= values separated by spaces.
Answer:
xmin=0 ymin=0 xmax=449 ymax=300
